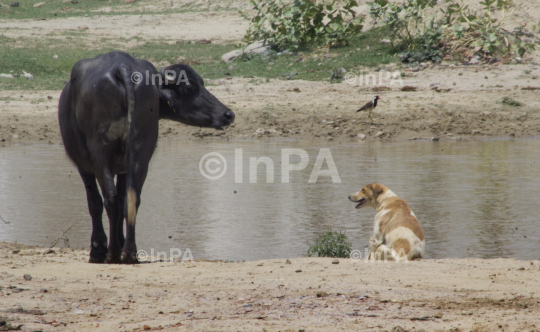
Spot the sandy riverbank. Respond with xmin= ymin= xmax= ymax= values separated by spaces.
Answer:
xmin=2 ymin=62 xmax=540 ymax=145
xmin=1 ymin=242 xmax=539 ymax=332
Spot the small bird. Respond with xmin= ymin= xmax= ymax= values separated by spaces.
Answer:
xmin=356 ymin=96 xmax=380 ymax=123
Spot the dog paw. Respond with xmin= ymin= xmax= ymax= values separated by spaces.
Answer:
xmin=369 ymin=236 xmax=382 ymax=248
xmin=369 ymin=237 xmax=382 ymax=258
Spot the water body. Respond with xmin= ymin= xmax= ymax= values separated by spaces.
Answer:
xmin=0 ymin=138 xmax=538 ymax=261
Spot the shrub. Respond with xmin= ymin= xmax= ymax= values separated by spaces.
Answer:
xmin=501 ymin=97 xmax=522 ymax=106
xmin=241 ymin=0 xmax=364 ymax=51
xmin=307 ymin=230 xmax=352 ymax=258
xmin=367 ymin=0 xmax=537 ymax=62
xmin=367 ymin=0 xmax=437 ymax=49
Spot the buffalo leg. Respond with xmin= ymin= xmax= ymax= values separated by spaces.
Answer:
xmin=95 ymin=168 xmax=123 ymax=264
xmin=121 ymin=163 xmax=149 ymax=264
xmin=79 ymin=170 xmax=107 ymax=263
xmin=116 ymin=173 xmax=127 ymax=249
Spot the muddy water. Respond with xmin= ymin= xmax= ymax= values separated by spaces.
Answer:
xmin=1 ymin=138 xmax=539 ymax=261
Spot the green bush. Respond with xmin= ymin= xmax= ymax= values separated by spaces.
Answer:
xmin=367 ymin=0 xmax=437 ymax=49
xmin=307 ymin=230 xmax=352 ymax=258
xmin=501 ymin=97 xmax=522 ymax=107
xmin=367 ymin=0 xmax=537 ymax=62
xmin=241 ymin=0 xmax=364 ymax=51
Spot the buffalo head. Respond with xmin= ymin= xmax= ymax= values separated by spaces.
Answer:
xmin=158 ymin=64 xmax=234 ymax=129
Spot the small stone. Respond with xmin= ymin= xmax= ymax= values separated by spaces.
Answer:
xmin=47 ymin=95 xmax=53 ymax=99
xmin=376 ymin=131 xmax=384 ymax=137
xmin=228 ymin=66 xmax=234 ymax=70
xmin=143 ymin=326 xmax=151 ymax=331
xmin=332 ymin=259 xmax=339 ymax=264
xmin=40 ymin=288 xmax=48 ymax=293
xmin=285 ymin=259 xmax=292 ymax=264
xmin=24 ymin=274 xmax=32 ymax=281
xmin=295 ymin=269 xmax=302 ymax=273
xmin=316 ymin=291 xmax=329 ymax=298
xmin=357 ymin=134 xmax=366 ymax=139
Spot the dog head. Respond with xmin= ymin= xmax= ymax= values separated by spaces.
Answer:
xmin=348 ymin=183 xmax=387 ymax=209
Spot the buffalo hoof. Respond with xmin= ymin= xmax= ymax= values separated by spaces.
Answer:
xmin=121 ymin=251 xmax=139 ymax=264
xmin=89 ymin=243 xmax=108 ymax=263
xmin=106 ymin=251 xmax=122 ymax=264
xmin=89 ymin=255 xmax=106 ymax=264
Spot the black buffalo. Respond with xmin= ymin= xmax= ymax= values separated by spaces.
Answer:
xmin=58 ymin=51 xmax=234 ymax=264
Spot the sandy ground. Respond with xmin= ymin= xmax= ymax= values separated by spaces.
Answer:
xmin=1 ymin=242 xmax=539 ymax=332
xmin=2 ymin=62 xmax=540 ymax=144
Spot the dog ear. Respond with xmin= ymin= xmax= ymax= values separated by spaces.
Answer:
xmin=371 ymin=183 xmax=385 ymax=199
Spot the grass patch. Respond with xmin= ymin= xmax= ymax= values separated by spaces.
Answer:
xmin=307 ymin=230 xmax=352 ymax=258
xmin=500 ymin=97 xmax=522 ymax=107
xmin=227 ymin=27 xmax=397 ymax=82
xmin=0 ymin=27 xmax=398 ymax=90
xmin=0 ymin=35 xmax=236 ymax=90
xmin=0 ymin=0 xmax=235 ymax=20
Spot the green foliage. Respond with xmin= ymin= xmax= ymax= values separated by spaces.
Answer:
xmin=241 ymin=0 xmax=364 ymax=51
xmin=367 ymin=0 xmax=437 ymax=48
xmin=401 ymin=20 xmax=444 ymax=64
xmin=367 ymin=0 xmax=537 ymax=61
xmin=307 ymin=230 xmax=352 ymax=258
xmin=500 ymin=97 xmax=522 ymax=106
xmin=442 ymin=0 xmax=531 ymax=56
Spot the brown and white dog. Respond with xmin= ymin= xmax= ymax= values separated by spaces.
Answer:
xmin=349 ymin=183 xmax=425 ymax=261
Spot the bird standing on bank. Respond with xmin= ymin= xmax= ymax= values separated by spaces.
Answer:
xmin=356 ymin=95 xmax=380 ymax=123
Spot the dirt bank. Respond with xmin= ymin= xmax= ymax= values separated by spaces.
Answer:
xmin=2 ymin=62 xmax=540 ymax=144
xmin=0 ymin=242 xmax=539 ymax=332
